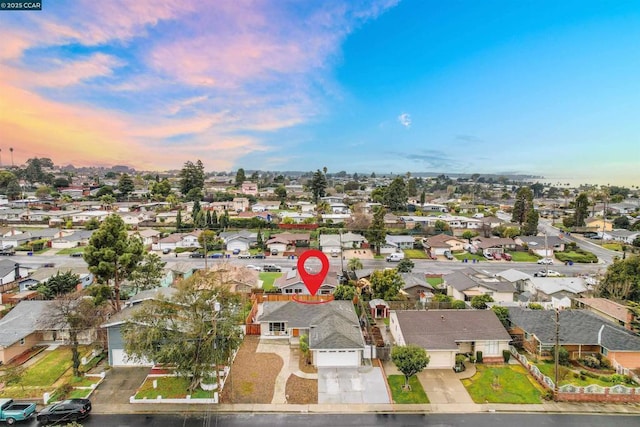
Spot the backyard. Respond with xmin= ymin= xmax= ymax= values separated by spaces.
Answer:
xmin=461 ymin=365 xmax=545 ymax=404
xmin=259 ymin=272 xmax=282 ymax=291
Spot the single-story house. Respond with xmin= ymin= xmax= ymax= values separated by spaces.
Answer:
xmin=389 ymin=310 xmax=512 ymax=369
xmin=319 ymin=234 xmax=341 ymax=254
xmin=71 ymin=210 xmax=111 ymax=224
xmin=271 ymin=233 xmax=311 ymax=247
xmin=507 ymin=307 xmax=640 ymax=369
xmin=601 ymin=229 xmax=640 ymax=244
xmin=265 ymin=237 xmax=289 ymax=255
xmin=385 ymin=235 xmax=414 ymax=250
xmin=208 ymin=263 xmax=259 ymax=294
xmin=18 ymin=266 xmax=93 ymax=292
xmin=472 ymin=237 xmax=517 ymax=256
xmin=515 ymin=235 xmax=565 ymax=257
xmin=574 ymin=298 xmax=638 ymax=333
xmin=101 ymin=287 xmax=177 ymax=366
xmin=258 ymin=300 xmax=365 ymax=368
xmin=425 ymin=234 xmax=466 ymax=256
xmin=50 ymin=230 xmax=95 ymax=249
xmin=274 ymin=268 xmax=338 ymax=295
xmin=445 ymin=268 xmax=516 ymax=304
xmin=0 ymin=259 xmax=28 ymax=289
xmin=400 ymin=273 xmax=434 ymax=302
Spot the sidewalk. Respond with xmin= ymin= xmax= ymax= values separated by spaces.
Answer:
xmin=91 ymin=401 xmax=640 ymax=415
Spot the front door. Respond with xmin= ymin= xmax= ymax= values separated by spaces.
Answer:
xmin=292 ymin=328 xmax=299 ymax=337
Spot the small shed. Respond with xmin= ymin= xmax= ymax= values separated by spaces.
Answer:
xmin=369 ymin=298 xmax=390 ymax=319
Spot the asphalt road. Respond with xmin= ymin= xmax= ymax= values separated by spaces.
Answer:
xmin=18 ymin=413 xmax=640 ymax=427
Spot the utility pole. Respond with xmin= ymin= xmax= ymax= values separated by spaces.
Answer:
xmin=544 ymin=231 xmax=549 ymax=277
xmin=554 ymin=308 xmax=560 ymax=402
xmin=204 ymin=232 xmax=208 ymax=271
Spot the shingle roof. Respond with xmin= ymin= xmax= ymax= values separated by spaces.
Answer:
xmin=400 ymin=273 xmax=434 ymax=291
xmin=507 ymin=308 xmax=640 ymax=351
xmin=395 ymin=310 xmax=512 ymax=350
xmin=575 ymin=298 xmax=631 ymax=324
xmin=258 ymin=300 xmax=364 ymax=349
xmin=0 ymin=301 xmax=52 ymax=347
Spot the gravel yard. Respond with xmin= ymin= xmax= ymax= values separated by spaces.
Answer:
xmin=286 ymin=374 xmax=317 ymax=404
xmin=220 ymin=336 xmax=283 ymax=403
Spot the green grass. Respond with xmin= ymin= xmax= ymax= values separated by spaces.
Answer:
xmin=56 ymin=247 xmax=84 ymax=255
xmin=387 ymin=375 xmax=429 ymax=404
xmin=259 ymin=272 xmax=282 ymax=291
xmin=426 ymin=277 xmax=443 ymax=287
xmin=454 ymin=253 xmax=485 ymax=261
xmin=462 ymin=365 xmax=544 ymax=404
xmin=21 ymin=347 xmax=77 ymax=386
xmin=135 ymin=376 xmax=214 ymax=399
xmin=555 ymin=250 xmax=598 ymax=263
xmin=69 ymin=375 xmax=101 ymax=388
xmin=602 ymin=243 xmax=623 ymax=251
xmin=507 ymin=251 xmax=540 ymax=262
xmin=403 ymin=249 xmax=428 ymax=259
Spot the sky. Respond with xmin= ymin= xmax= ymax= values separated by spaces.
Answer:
xmin=1 ymin=0 xmax=639 ymax=186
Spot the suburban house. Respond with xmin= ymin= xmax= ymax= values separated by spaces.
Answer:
xmin=50 ymin=230 xmax=95 ymax=249
xmin=251 ymin=200 xmax=280 ymax=212
xmin=496 ymin=268 xmax=533 ymax=293
xmin=526 ymin=277 xmax=590 ymax=309
xmin=130 ymin=229 xmax=161 ymax=248
xmin=601 ymin=229 xmax=640 ymax=244
xmin=471 ymin=237 xmax=516 ymax=257
xmin=155 ymin=211 xmax=179 ymax=224
xmin=71 ymin=210 xmax=111 ymax=224
xmin=584 ymin=217 xmax=613 ymax=233
xmin=274 ymin=268 xmax=338 ymax=295
xmin=574 ymin=298 xmax=639 ymax=333
xmin=389 ymin=310 xmax=512 ymax=369
xmin=18 ymin=266 xmax=93 ymax=292
xmin=424 ymin=234 xmax=466 ymax=256
xmin=240 ymin=181 xmax=258 ymax=196
xmin=164 ymin=261 xmax=199 ymax=283
xmin=208 ymin=264 xmax=259 ymax=294
xmin=265 ymin=237 xmax=289 ymax=255
xmin=385 ymin=234 xmax=415 ymax=250
xmin=445 ymin=268 xmax=516 ymax=304
xmin=101 ymin=287 xmax=178 ymax=366
xmin=507 ymin=307 xmax=640 ymax=370
xmin=400 ymin=273 xmax=435 ymax=302
xmin=257 ymin=300 xmax=365 ymax=368
xmin=0 ymin=259 xmax=28 ymax=291
xmin=271 ymin=232 xmax=311 ymax=247
xmin=153 ymin=231 xmax=203 ymax=251
xmin=515 ymin=235 xmax=565 ymax=257
xmin=319 ymin=234 xmax=341 ymax=255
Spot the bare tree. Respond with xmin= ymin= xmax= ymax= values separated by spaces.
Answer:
xmin=39 ymin=292 xmax=110 ymax=377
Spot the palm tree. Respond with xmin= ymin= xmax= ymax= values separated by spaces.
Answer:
xmin=347 ymin=258 xmax=363 ymax=271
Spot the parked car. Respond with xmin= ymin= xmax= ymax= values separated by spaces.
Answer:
xmin=189 ymin=252 xmax=205 ymax=258
xmin=493 ymin=252 xmax=502 ymax=260
xmin=386 ymin=252 xmax=405 ymax=262
xmin=209 ymin=253 xmax=224 ymax=258
xmin=444 ymin=251 xmax=454 ymax=260
xmin=0 ymin=398 xmax=37 ymax=425
xmin=0 ymin=248 xmax=15 ymax=256
xmin=534 ymin=270 xmax=547 ymax=277
xmin=245 ymin=264 xmax=262 ymax=271
xmin=238 ymin=252 xmax=252 ymax=259
xmin=36 ymin=399 xmax=91 ymax=424
xmin=162 ymin=248 xmax=171 ymax=254
xmin=253 ymin=254 xmax=266 ymax=259
xmin=483 ymin=252 xmax=494 ymax=260
xmin=501 ymin=253 xmax=512 ymax=261
xmin=232 ymin=249 xmax=241 ymax=255
xmin=70 ymin=252 xmax=83 ymax=258
xmin=262 ymin=264 xmax=282 ymax=272
xmin=546 ymin=270 xmax=562 ymax=277
xmin=270 ymin=249 xmax=279 ymax=256
xmin=537 ymin=258 xmax=554 ymax=265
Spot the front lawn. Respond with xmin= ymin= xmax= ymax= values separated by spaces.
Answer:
xmin=387 ymin=375 xmax=429 ymax=404
xmin=534 ymin=361 xmax=636 ymax=387
xmin=507 ymin=251 xmax=539 ymax=262
xmin=56 ymin=247 xmax=84 ymax=255
xmin=555 ymin=249 xmax=598 ymax=263
xmin=21 ymin=347 xmax=78 ymax=386
xmin=259 ymin=272 xmax=282 ymax=291
xmin=462 ymin=365 xmax=544 ymax=404
xmin=403 ymin=249 xmax=428 ymax=259
xmin=454 ymin=253 xmax=485 ymax=261
xmin=601 ymin=243 xmax=623 ymax=251
xmin=135 ymin=376 xmax=213 ymax=399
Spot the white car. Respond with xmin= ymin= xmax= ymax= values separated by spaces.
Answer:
xmin=245 ymin=265 xmax=262 ymax=271
xmin=546 ymin=270 xmax=562 ymax=277
xmin=537 ymin=258 xmax=554 ymax=265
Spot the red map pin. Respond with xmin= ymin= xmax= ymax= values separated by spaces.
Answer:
xmin=297 ymin=249 xmax=330 ymax=296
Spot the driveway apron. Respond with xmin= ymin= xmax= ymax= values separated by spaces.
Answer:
xmin=91 ymin=367 xmax=150 ymax=405
xmin=419 ymin=369 xmax=474 ymax=404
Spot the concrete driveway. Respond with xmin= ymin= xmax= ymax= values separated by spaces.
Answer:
xmin=419 ymin=369 xmax=474 ymax=404
xmin=318 ymin=366 xmax=390 ymax=404
xmin=91 ymin=367 xmax=150 ymax=405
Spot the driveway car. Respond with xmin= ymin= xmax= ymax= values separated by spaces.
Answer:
xmin=36 ymin=399 xmax=91 ymax=424
xmin=162 ymin=248 xmax=171 ymax=254
xmin=501 ymin=253 xmax=512 ymax=261
xmin=444 ymin=251 xmax=454 ymax=260
xmin=492 ymin=252 xmax=502 ymax=260
xmin=232 ymin=249 xmax=241 ymax=255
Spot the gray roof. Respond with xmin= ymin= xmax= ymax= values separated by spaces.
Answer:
xmin=395 ymin=310 xmax=512 ymax=350
xmin=0 ymin=301 xmax=52 ymax=347
xmin=507 ymin=308 xmax=640 ymax=351
xmin=400 ymin=273 xmax=434 ymax=291
xmin=0 ymin=259 xmax=19 ymax=277
xmin=445 ymin=268 xmax=516 ymax=293
xmin=127 ymin=287 xmax=177 ymax=305
xmin=259 ymin=300 xmax=364 ymax=350
xmin=496 ymin=269 xmax=532 ymax=282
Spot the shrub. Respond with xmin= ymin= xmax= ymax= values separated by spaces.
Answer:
xmin=557 ymin=347 xmax=570 ymax=366
xmin=502 ymin=349 xmax=511 ymax=363
xmin=476 ymin=351 xmax=483 ymax=363
xmin=451 ymin=300 xmax=466 ymax=309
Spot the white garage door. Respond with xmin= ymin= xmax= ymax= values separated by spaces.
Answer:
xmin=315 ymin=350 xmax=359 ymax=367
xmin=111 ymin=349 xmax=152 ymax=367
xmin=426 ymin=350 xmax=455 ymax=369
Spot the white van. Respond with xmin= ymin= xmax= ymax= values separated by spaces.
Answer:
xmin=386 ymin=252 xmax=405 ymax=262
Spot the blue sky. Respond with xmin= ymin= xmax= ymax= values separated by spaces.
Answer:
xmin=1 ymin=1 xmax=638 ymax=185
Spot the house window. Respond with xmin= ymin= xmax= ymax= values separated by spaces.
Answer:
xmin=269 ymin=322 xmax=285 ymax=333
xmin=601 ymin=347 xmax=608 ymax=356
xmin=20 ymin=338 xmax=25 ymax=345
xmin=285 ymin=289 xmax=293 ymax=294
xmin=485 ymin=341 xmax=499 ymax=355
xmin=294 ymin=289 xmax=302 ymax=294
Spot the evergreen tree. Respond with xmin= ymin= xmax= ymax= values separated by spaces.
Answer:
xmin=383 ymin=177 xmax=408 ymax=211
xmin=573 ymin=192 xmax=589 ymax=227
xmin=522 ymin=209 xmax=539 ymax=236
xmin=84 ymin=215 xmax=144 ymax=311
xmin=235 ymin=168 xmax=246 ymax=186
xmin=257 ymin=228 xmax=264 ymax=249
xmin=366 ymin=207 xmax=386 ymax=256
xmin=118 ymin=173 xmax=135 ymax=199
xmin=206 ymin=210 xmax=212 ymax=228
xmin=512 ymin=187 xmax=534 ymax=225
xmin=176 ymin=210 xmax=182 ymax=230
xmin=179 ymin=160 xmax=205 ymax=196
xmin=309 ymin=169 xmax=328 ymax=203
